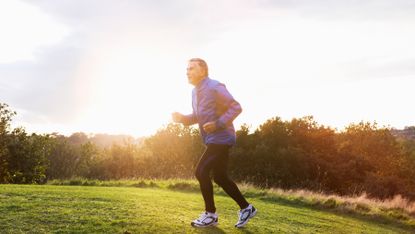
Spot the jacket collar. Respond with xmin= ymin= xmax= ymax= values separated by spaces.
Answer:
xmin=196 ymin=76 xmax=210 ymax=91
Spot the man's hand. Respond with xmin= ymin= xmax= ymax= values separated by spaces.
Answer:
xmin=172 ymin=112 xmax=183 ymax=123
xmin=203 ymin=121 xmax=217 ymax=133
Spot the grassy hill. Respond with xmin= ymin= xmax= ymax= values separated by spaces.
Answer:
xmin=0 ymin=182 xmax=414 ymax=233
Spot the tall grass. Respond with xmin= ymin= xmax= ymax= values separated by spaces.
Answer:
xmin=258 ymin=185 xmax=415 ymax=216
xmin=238 ymin=182 xmax=415 ymax=228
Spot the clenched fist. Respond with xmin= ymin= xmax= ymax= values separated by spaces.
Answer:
xmin=203 ymin=121 xmax=217 ymax=133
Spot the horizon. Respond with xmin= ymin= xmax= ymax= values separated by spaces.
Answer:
xmin=7 ymin=110 xmax=415 ymax=138
xmin=1 ymin=0 xmax=415 ymax=137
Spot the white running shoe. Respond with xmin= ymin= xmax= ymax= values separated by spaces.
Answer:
xmin=235 ymin=204 xmax=257 ymax=228
xmin=191 ymin=212 xmax=218 ymax=228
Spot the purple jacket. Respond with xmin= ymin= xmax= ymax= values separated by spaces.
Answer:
xmin=181 ymin=77 xmax=242 ymax=145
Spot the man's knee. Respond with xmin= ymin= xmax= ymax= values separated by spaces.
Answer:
xmin=213 ymin=174 xmax=228 ymax=186
xmin=195 ymin=168 xmax=207 ymax=182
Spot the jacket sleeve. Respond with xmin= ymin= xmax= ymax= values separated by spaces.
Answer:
xmin=214 ymin=83 xmax=242 ymax=129
xmin=181 ymin=90 xmax=198 ymax=126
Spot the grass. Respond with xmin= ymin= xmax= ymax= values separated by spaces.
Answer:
xmin=0 ymin=181 xmax=414 ymax=233
xmin=47 ymin=178 xmax=415 ymax=226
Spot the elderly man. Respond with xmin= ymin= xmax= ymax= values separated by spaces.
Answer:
xmin=172 ymin=58 xmax=257 ymax=228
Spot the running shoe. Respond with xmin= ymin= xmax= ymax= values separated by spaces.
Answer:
xmin=235 ymin=204 xmax=257 ymax=228
xmin=191 ymin=212 xmax=218 ymax=228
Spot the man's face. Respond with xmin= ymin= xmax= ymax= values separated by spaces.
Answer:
xmin=187 ymin=61 xmax=205 ymax=86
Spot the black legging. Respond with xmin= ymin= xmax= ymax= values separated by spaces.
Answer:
xmin=195 ymin=144 xmax=249 ymax=213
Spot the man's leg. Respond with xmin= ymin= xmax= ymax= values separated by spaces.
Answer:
xmin=194 ymin=145 xmax=218 ymax=213
xmin=211 ymin=145 xmax=249 ymax=209
xmin=211 ymin=144 xmax=257 ymax=228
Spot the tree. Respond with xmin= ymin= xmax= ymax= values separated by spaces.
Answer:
xmin=0 ymin=103 xmax=16 ymax=183
xmin=141 ymin=123 xmax=203 ymax=178
xmin=6 ymin=128 xmax=51 ymax=183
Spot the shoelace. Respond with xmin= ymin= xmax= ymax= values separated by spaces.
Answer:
xmin=198 ymin=212 xmax=210 ymax=221
xmin=237 ymin=208 xmax=250 ymax=222
xmin=197 ymin=213 xmax=207 ymax=221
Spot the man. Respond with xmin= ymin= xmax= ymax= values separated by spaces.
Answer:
xmin=172 ymin=58 xmax=257 ymax=228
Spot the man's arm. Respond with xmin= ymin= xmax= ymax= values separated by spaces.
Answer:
xmin=172 ymin=90 xmax=198 ymax=126
xmin=214 ymin=83 xmax=242 ymax=129
xmin=172 ymin=112 xmax=197 ymax=126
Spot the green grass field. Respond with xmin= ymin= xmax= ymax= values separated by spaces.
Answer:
xmin=0 ymin=184 xmax=414 ymax=233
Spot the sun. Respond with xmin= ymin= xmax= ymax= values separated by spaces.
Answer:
xmin=73 ymin=44 xmax=191 ymax=137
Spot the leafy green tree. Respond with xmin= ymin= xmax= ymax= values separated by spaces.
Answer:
xmin=142 ymin=123 xmax=203 ymax=178
xmin=46 ymin=137 xmax=80 ymax=179
xmin=77 ymin=142 xmax=100 ymax=178
xmin=5 ymin=128 xmax=51 ymax=184
xmin=0 ymin=103 xmax=15 ymax=183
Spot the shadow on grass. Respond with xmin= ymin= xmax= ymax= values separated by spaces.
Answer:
xmin=190 ymin=226 xmax=227 ymax=234
xmin=167 ymin=182 xmax=200 ymax=192
xmin=132 ymin=181 xmax=159 ymax=189
xmin=190 ymin=225 xmax=254 ymax=234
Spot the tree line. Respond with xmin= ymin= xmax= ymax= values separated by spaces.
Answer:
xmin=1 ymin=103 xmax=414 ymax=200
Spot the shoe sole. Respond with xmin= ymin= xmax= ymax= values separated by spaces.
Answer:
xmin=235 ymin=209 xmax=257 ymax=228
xmin=191 ymin=222 xmax=218 ymax=228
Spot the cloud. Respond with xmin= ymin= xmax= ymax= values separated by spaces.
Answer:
xmin=1 ymin=0 xmax=262 ymax=121
xmin=0 ymin=31 xmax=92 ymax=123
xmin=0 ymin=0 xmax=70 ymax=63
xmin=257 ymin=0 xmax=415 ymax=20
xmin=1 ymin=0 xmax=415 ymax=134
xmin=22 ymin=0 xmax=258 ymax=44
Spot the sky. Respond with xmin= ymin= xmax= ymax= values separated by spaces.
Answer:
xmin=1 ymin=0 xmax=415 ymax=137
